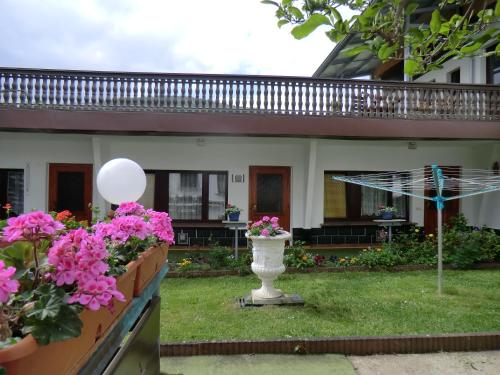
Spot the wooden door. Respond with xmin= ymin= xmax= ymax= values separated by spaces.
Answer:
xmin=424 ymin=166 xmax=460 ymax=234
xmin=49 ymin=163 xmax=93 ymax=222
xmin=249 ymin=166 xmax=291 ymax=231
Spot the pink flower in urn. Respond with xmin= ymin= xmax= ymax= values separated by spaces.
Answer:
xmin=271 ymin=223 xmax=279 ymax=230
xmin=0 ymin=260 xmax=19 ymax=303
xmin=115 ymin=202 xmax=146 ymax=217
xmin=262 ymin=216 xmax=270 ymax=222
xmin=3 ymin=211 xmax=64 ymax=243
xmin=270 ymin=217 xmax=279 ymax=224
xmin=260 ymin=229 xmax=270 ymax=237
xmin=252 ymin=220 xmax=263 ymax=228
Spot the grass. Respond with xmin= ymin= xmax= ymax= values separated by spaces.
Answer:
xmin=159 ymin=269 xmax=500 ymax=342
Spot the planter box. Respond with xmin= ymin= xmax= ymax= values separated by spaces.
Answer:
xmin=134 ymin=244 xmax=169 ymax=296
xmin=95 ymin=257 xmax=143 ymax=337
xmin=0 ymin=259 xmax=144 ymax=374
xmin=0 ymin=308 xmax=104 ymax=375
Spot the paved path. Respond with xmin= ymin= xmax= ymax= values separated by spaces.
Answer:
xmin=160 ymin=351 xmax=500 ymax=375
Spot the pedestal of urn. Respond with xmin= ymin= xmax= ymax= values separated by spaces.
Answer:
xmin=246 ymin=231 xmax=291 ymax=299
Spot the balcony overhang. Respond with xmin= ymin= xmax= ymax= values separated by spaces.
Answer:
xmin=1 ymin=107 xmax=500 ymax=140
xmin=0 ymin=67 xmax=499 ymax=140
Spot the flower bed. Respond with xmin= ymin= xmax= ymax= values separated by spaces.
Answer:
xmin=0 ymin=202 xmax=174 ymax=373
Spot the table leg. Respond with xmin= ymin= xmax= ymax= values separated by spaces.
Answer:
xmin=234 ymin=228 xmax=239 ymax=260
xmin=388 ymin=226 xmax=393 ymax=242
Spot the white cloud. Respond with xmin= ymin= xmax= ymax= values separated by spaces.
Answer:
xmin=0 ymin=0 xmax=336 ymax=76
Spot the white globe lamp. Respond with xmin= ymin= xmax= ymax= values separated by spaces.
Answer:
xmin=97 ymin=158 xmax=146 ymax=204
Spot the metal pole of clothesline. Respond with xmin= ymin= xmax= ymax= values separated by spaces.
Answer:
xmin=431 ymin=165 xmax=444 ymax=296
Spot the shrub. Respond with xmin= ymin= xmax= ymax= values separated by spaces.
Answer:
xmin=357 ymin=244 xmax=403 ymax=269
xmin=284 ymin=241 xmax=315 ymax=269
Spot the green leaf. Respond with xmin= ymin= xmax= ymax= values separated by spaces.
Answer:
xmin=261 ymin=0 xmax=279 ymax=5
xmin=407 ymin=28 xmax=424 ymax=41
xmin=328 ymin=6 xmax=342 ymax=22
xmin=495 ymin=0 xmax=500 ymax=17
xmin=430 ymin=9 xmax=441 ymax=34
xmin=288 ymin=6 xmax=304 ymax=20
xmin=405 ymin=3 xmax=419 ymax=15
xmin=404 ymin=59 xmax=420 ymax=77
xmin=291 ymin=14 xmax=331 ymax=39
xmin=496 ymin=42 xmax=500 ymax=53
xmin=277 ymin=19 xmax=289 ymax=28
xmin=342 ymin=44 xmax=371 ymax=57
xmin=377 ymin=44 xmax=396 ymax=60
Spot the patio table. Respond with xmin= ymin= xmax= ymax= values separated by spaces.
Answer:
xmin=373 ymin=219 xmax=406 ymax=242
xmin=223 ymin=220 xmax=248 ymax=260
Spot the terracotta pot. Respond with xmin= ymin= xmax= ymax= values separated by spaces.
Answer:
xmin=133 ymin=244 xmax=169 ymax=296
xmin=95 ymin=257 xmax=142 ymax=335
xmin=0 ymin=309 xmax=103 ymax=375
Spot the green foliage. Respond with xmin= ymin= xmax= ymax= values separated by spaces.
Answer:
xmin=264 ymin=0 xmax=500 ymax=76
xmin=0 ymin=337 xmax=21 ymax=349
xmin=284 ymin=240 xmax=315 ymax=269
xmin=208 ymin=243 xmax=233 ymax=269
xmin=357 ymin=244 xmax=403 ymax=268
xmin=21 ymin=284 xmax=83 ymax=345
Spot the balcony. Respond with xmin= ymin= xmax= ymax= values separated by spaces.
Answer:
xmin=0 ymin=67 xmax=499 ymax=139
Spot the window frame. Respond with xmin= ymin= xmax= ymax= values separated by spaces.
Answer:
xmin=486 ymin=45 xmax=500 ymax=84
xmin=324 ymin=170 xmax=410 ymax=223
xmin=148 ymin=170 xmax=228 ymax=223
xmin=0 ymin=168 xmax=24 ymax=219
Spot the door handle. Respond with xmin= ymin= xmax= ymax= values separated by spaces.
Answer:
xmin=252 ymin=204 xmax=257 ymax=210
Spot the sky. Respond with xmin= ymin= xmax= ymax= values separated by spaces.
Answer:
xmin=0 ymin=0 xmax=336 ymax=77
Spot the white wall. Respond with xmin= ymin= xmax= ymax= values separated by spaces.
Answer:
xmin=1 ymin=132 xmax=498 ymax=229
xmin=415 ymin=54 xmax=487 ymax=84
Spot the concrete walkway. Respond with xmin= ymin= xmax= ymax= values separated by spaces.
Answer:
xmin=160 ymin=351 xmax=500 ymax=375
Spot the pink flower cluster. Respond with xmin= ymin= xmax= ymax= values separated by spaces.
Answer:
xmin=115 ymin=202 xmax=146 ymax=217
xmin=0 ymin=260 xmax=19 ymax=304
xmin=248 ymin=216 xmax=281 ymax=237
xmin=48 ymin=229 xmax=124 ymax=311
xmin=3 ymin=211 xmax=64 ymax=243
xmin=146 ymin=209 xmax=175 ymax=244
xmin=94 ymin=202 xmax=174 ymax=245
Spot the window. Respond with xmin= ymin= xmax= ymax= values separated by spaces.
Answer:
xmin=448 ymin=69 xmax=460 ymax=83
xmin=0 ymin=169 xmax=24 ymax=219
xmin=142 ymin=170 xmax=228 ymax=222
xmin=324 ymin=171 xmax=408 ymax=221
xmin=487 ymin=46 xmax=500 ymax=84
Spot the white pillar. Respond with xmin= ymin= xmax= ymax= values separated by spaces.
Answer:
xmin=304 ymin=139 xmax=317 ymax=229
xmin=92 ymin=136 xmax=108 ymax=218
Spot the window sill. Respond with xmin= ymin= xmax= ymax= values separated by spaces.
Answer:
xmin=322 ymin=220 xmax=412 ymax=227
xmin=172 ymin=222 xmax=226 ymax=228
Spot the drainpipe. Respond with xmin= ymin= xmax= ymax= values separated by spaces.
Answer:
xmin=304 ymin=139 xmax=317 ymax=229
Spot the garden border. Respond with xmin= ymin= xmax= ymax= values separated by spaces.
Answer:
xmin=167 ymin=262 xmax=500 ymax=278
xmin=160 ymin=332 xmax=500 ymax=356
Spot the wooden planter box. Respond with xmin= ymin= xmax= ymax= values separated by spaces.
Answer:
xmin=0 ymin=308 xmax=106 ymax=375
xmin=0 ymin=259 xmax=144 ymax=374
xmin=133 ymin=244 xmax=169 ymax=296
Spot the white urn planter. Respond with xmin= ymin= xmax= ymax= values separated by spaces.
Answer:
xmin=246 ymin=231 xmax=291 ymax=299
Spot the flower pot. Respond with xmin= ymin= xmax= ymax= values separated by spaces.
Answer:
xmin=228 ymin=212 xmax=240 ymax=221
xmin=245 ymin=231 xmax=291 ymax=299
xmin=96 ymin=257 xmax=143 ymax=336
xmin=0 ymin=309 xmax=104 ymax=375
xmin=133 ymin=244 xmax=169 ymax=296
xmin=381 ymin=212 xmax=394 ymax=220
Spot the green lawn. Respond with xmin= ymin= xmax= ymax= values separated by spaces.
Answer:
xmin=159 ymin=270 xmax=500 ymax=342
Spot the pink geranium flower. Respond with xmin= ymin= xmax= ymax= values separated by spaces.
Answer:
xmin=115 ymin=202 xmax=146 ymax=217
xmin=3 ymin=211 xmax=64 ymax=242
xmin=0 ymin=260 xmax=19 ymax=303
xmin=109 ymin=215 xmax=149 ymax=243
xmin=146 ymin=209 xmax=175 ymax=245
xmin=260 ymin=229 xmax=270 ymax=237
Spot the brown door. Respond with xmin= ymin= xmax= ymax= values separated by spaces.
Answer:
xmin=424 ymin=166 xmax=460 ymax=234
xmin=49 ymin=163 xmax=93 ymax=222
xmin=249 ymin=166 xmax=291 ymax=231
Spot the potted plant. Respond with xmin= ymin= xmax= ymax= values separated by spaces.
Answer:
xmin=0 ymin=202 xmax=175 ymax=374
xmin=0 ymin=211 xmax=126 ymax=374
xmin=378 ymin=205 xmax=397 ymax=220
xmin=225 ymin=204 xmax=242 ymax=222
xmin=245 ymin=216 xmax=290 ymax=299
